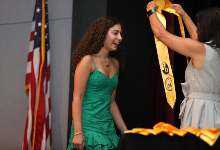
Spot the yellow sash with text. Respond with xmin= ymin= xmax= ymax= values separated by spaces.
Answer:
xmin=153 ymin=0 xmax=187 ymax=108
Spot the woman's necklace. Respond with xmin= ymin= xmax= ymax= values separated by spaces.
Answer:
xmin=97 ymin=54 xmax=110 ymax=67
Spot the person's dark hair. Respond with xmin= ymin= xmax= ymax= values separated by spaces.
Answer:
xmin=72 ymin=16 xmax=124 ymax=69
xmin=196 ymin=7 xmax=220 ymax=49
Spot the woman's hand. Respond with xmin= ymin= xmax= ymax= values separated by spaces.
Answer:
xmin=170 ymin=4 xmax=186 ymax=17
xmin=146 ymin=1 xmax=158 ymax=12
xmin=72 ymin=134 xmax=85 ymax=150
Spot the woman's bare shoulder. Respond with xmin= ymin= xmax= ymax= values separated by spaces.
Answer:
xmin=76 ymin=55 xmax=94 ymax=70
xmin=79 ymin=55 xmax=94 ymax=65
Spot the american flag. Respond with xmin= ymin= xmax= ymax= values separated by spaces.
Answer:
xmin=23 ymin=0 xmax=51 ymax=150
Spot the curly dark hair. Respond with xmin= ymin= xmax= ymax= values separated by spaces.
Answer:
xmin=72 ymin=16 xmax=124 ymax=69
xmin=196 ymin=7 xmax=220 ymax=49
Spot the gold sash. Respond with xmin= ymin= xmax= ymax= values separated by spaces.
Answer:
xmin=125 ymin=122 xmax=220 ymax=146
xmin=153 ymin=0 xmax=186 ymax=108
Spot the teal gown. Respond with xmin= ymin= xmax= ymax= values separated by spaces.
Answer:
xmin=67 ymin=56 xmax=119 ymax=150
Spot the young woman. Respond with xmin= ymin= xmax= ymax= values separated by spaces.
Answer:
xmin=67 ymin=16 xmax=127 ymax=150
xmin=146 ymin=1 xmax=220 ymax=129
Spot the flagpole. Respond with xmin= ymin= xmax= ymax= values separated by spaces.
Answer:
xmin=32 ymin=0 xmax=45 ymax=149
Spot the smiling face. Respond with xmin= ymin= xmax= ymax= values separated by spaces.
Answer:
xmin=103 ymin=24 xmax=122 ymax=51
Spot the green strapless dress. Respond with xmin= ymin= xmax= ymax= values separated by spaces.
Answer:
xmin=67 ymin=56 xmax=119 ymax=150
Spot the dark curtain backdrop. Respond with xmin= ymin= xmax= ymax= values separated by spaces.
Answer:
xmin=68 ymin=0 xmax=220 ymax=147
xmin=107 ymin=0 xmax=154 ymax=132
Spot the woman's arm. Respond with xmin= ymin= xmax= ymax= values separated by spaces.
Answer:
xmin=72 ymin=55 xmax=93 ymax=150
xmin=110 ymin=59 xmax=127 ymax=133
xmin=146 ymin=1 xmax=205 ymax=66
xmin=170 ymin=4 xmax=198 ymax=40
xmin=111 ymin=89 xmax=128 ymax=133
